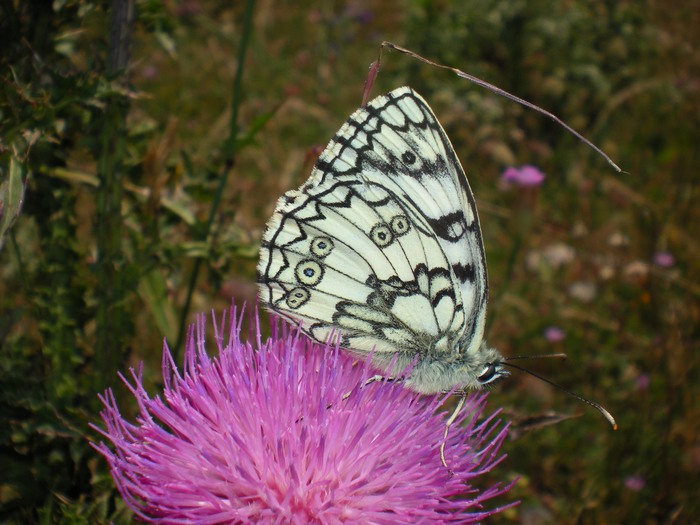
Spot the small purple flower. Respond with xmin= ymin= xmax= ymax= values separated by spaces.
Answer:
xmin=543 ymin=326 xmax=566 ymax=343
xmin=624 ymin=475 xmax=645 ymax=492
xmin=500 ymin=165 xmax=546 ymax=187
xmin=652 ymin=251 xmax=675 ymax=268
xmin=635 ymin=373 xmax=650 ymax=391
xmin=92 ymin=304 xmax=515 ymax=524
xmin=140 ymin=65 xmax=159 ymax=79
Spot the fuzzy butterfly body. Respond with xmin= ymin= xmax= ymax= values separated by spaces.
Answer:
xmin=258 ymin=87 xmax=507 ymax=394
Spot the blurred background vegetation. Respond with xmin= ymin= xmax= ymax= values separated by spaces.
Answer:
xmin=1 ymin=0 xmax=698 ymax=523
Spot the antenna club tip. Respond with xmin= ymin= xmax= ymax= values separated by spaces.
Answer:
xmin=613 ymin=423 xmax=619 ymax=431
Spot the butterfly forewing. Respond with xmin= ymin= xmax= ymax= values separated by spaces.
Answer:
xmin=258 ymin=86 xmax=488 ymax=361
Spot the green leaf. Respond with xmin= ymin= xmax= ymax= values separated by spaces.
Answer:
xmin=0 ymin=155 xmax=27 ymax=251
xmin=234 ymin=106 xmax=280 ymax=150
xmin=137 ymin=269 xmax=179 ymax=344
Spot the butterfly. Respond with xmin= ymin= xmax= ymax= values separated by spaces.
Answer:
xmin=258 ymin=86 xmax=509 ymax=398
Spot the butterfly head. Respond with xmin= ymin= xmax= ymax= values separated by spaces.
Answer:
xmin=472 ymin=344 xmax=509 ymax=387
xmin=399 ymin=342 xmax=509 ymax=394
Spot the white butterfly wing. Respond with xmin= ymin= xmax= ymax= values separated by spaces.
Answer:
xmin=258 ymin=86 xmax=488 ymax=361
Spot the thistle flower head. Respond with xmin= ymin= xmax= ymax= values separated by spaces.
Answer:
xmin=92 ymin=304 xmax=514 ymax=523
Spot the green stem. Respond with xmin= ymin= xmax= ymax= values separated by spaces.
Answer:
xmin=174 ymin=0 xmax=256 ymax=357
xmin=95 ymin=0 xmax=134 ymax=388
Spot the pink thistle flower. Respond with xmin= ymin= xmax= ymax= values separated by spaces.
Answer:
xmin=500 ymin=165 xmax=546 ymax=188
xmin=91 ymin=304 xmax=515 ymax=524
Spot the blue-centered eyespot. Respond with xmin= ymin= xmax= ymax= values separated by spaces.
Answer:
xmin=390 ymin=215 xmax=410 ymax=236
xmin=286 ymin=287 xmax=310 ymax=309
xmin=370 ymin=223 xmax=393 ymax=248
xmin=310 ymin=236 xmax=334 ymax=258
xmin=295 ymin=260 xmax=324 ymax=286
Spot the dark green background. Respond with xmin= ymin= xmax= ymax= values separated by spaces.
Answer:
xmin=1 ymin=1 xmax=697 ymax=523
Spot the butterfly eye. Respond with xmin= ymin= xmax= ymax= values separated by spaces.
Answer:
xmin=477 ymin=363 xmax=499 ymax=384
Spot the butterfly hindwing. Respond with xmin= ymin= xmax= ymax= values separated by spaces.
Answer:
xmin=258 ymin=87 xmax=487 ymax=361
xmin=260 ymin=179 xmax=451 ymax=354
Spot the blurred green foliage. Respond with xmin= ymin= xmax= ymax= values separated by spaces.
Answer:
xmin=1 ymin=0 xmax=698 ymax=523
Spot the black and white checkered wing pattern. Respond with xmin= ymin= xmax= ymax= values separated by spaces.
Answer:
xmin=258 ymin=87 xmax=488 ymax=361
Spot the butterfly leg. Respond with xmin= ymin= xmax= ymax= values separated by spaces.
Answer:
xmin=300 ymin=376 xmax=404 ymax=420
xmin=340 ymin=375 xmax=402 ymax=400
xmin=440 ymin=393 xmax=466 ymax=469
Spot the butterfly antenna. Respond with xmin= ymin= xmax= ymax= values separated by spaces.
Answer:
xmin=505 ymin=353 xmax=568 ymax=361
xmin=501 ymin=361 xmax=618 ymax=430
